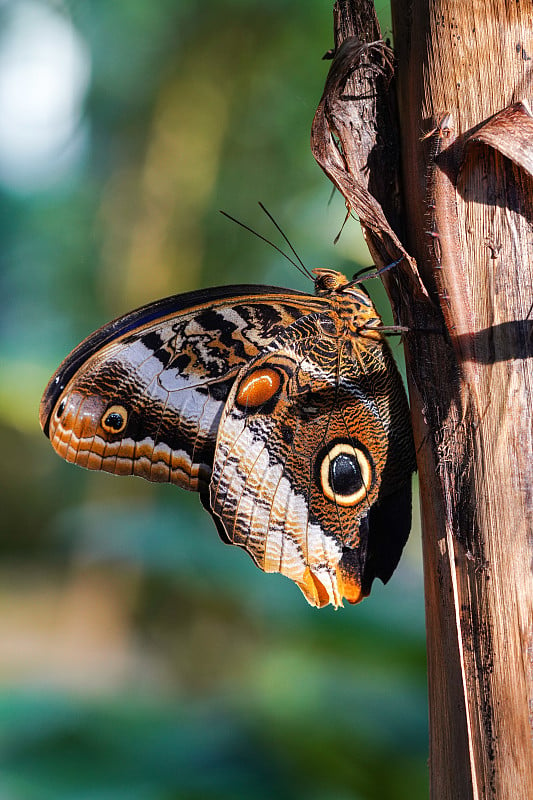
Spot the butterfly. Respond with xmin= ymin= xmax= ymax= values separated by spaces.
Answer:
xmin=39 ymin=262 xmax=415 ymax=608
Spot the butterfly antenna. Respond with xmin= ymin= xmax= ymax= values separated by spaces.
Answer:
xmin=346 ymin=257 xmax=404 ymax=288
xmin=219 ymin=210 xmax=310 ymax=281
xmin=258 ymin=202 xmax=314 ymax=280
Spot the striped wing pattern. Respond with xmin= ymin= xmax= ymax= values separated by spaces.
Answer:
xmin=40 ymin=279 xmax=415 ymax=608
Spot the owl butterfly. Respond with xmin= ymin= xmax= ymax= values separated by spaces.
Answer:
xmin=40 ymin=264 xmax=415 ymax=608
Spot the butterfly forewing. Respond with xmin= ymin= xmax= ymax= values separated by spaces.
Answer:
xmin=40 ymin=276 xmax=415 ymax=608
xmin=42 ymin=287 xmax=325 ymax=493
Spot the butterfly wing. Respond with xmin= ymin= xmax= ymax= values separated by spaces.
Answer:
xmin=208 ymin=311 xmax=414 ymax=608
xmin=40 ymin=285 xmax=326 ymax=495
xmin=40 ymin=282 xmax=414 ymax=609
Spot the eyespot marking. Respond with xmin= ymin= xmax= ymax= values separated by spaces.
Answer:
xmin=319 ymin=442 xmax=372 ymax=506
xmin=101 ymin=404 xmax=128 ymax=434
xmin=235 ymin=368 xmax=281 ymax=409
xmin=56 ymin=398 xmax=66 ymax=419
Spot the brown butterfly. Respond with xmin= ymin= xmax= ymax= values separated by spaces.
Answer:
xmin=39 ymin=263 xmax=415 ymax=608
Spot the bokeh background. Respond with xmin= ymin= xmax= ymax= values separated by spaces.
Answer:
xmin=0 ymin=1 xmax=428 ymax=798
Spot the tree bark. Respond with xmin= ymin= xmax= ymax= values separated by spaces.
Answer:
xmin=312 ymin=1 xmax=533 ymax=798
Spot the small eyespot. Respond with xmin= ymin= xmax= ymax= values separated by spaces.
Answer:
xmin=319 ymin=442 xmax=373 ymax=507
xmin=235 ymin=368 xmax=281 ymax=409
xmin=56 ymin=399 xmax=66 ymax=419
xmin=101 ymin=404 xmax=128 ymax=434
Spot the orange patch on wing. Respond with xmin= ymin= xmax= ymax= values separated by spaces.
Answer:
xmin=340 ymin=571 xmax=364 ymax=605
xmin=298 ymin=567 xmax=334 ymax=609
xmin=236 ymin=368 xmax=280 ymax=408
xmin=296 ymin=564 xmax=363 ymax=608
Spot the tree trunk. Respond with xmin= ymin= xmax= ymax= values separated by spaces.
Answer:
xmin=312 ymin=1 xmax=533 ymax=797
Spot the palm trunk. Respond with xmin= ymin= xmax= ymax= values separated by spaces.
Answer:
xmin=312 ymin=1 xmax=533 ymax=797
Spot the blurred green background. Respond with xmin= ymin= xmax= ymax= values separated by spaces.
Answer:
xmin=0 ymin=1 xmax=427 ymax=798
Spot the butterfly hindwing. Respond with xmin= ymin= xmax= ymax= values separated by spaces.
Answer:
xmin=208 ymin=311 xmax=414 ymax=607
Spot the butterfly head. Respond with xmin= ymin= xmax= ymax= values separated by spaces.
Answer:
xmin=312 ymin=267 xmax=373 ymax=306
xmin=312 ymin=268 xmax=349 ymax=295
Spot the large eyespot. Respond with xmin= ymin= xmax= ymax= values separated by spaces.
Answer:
xmin=235 ymin=368 xmax=281 ymax=409
xmin=319 ymin=442 xmax=373 ymax=506
xmin=101 ymin=404 xmax=128 ymax=434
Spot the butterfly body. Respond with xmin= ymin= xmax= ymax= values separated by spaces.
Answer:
xmin=40 ymin=270 xmax=415 ymax=608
